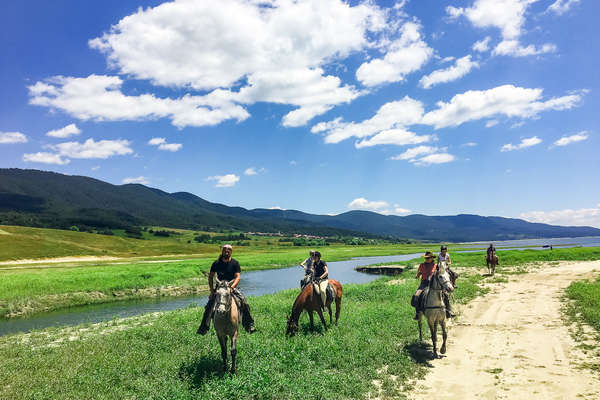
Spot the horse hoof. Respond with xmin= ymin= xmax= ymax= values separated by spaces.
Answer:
xmin=440 ymin=346 xmax=446 ymax=354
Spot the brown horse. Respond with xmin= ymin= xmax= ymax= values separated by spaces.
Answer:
xmin=286 ymin=279 xmax=342 ymax=336
xmin=213 ymin=279 xmax=239 ymax=373
xmin=486 ymin=254 xmax=499 ymax=275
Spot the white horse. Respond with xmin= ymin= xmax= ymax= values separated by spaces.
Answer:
xmin=417 ymin=261 xmax=454 ymax=358
xmin=213 ymin=279 xmax=239 ymax=373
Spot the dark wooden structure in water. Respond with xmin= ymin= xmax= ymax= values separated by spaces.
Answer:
xmin=355 ymin=265 xmax=404 ymax=275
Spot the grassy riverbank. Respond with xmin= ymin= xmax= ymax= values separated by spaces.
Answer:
xmin=0 ymin=245 xmax=430 ymax=318
xmin=0 ymin=273 xmax=485 ymax=400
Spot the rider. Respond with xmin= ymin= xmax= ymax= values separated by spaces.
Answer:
xmin=300 ymin=250 xmax=316 ymax=288
xmin=413 ymin=251 xmax=437 ymax=320
xmin=197 ymin=244 xmax=256 ymax=335
xmin=312 ymin=251 xmax=329 ymax=309
xmin=437 ymin=245 xmax=456 ymax=318
xmin=486 ymin=243 xmax=497 ymax=262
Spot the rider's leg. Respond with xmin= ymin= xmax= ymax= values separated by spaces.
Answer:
xmin=197 ymin=293 xmax=216 ymax=335
xmin=443 ymin=292 xmax=455 ymax=318
xmin=233 ymin=289 xmax=256 ymax=333
xmin=318 ymin=280 xmax=328 ymax=309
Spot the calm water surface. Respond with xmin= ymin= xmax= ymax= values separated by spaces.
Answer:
xmin=0 ymin=253 xmax=422 ymax=336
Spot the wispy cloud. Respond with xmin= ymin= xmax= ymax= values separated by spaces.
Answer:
xmin=472 ymin=36 xmax=491 ymax=52
xmin=552 ymin=131 xmax=589 ymax=147
xmin=46 ymin=123 xmax=81 ymax=138
xmin=22 ymin=152 xmax=69 ymax=165
xmin=207 ymin=174 xmax=240 ymax=188
xmin=419 ymin=55 xmax=479 ymax=89
xmin=547 ymin=0 xmax=581 ymax=15
xmin=51 ymin=138 xmax=133 ymax=159
xmin=148 ymin=137 xmax=182 ymax=152
xmin=412 ymin=153 xmax=456 ymax=166
xmin=244 ymin=167 xmax=265 ymax=176
xmin=0 ymin=131 xmax=27 ymax=144
xmin=501 ymin=136 xmax=542 ymax=152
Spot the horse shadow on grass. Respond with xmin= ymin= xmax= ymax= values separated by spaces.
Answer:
xmin=297 ymin=321 xmax=326 ymax=335
xmin=404 ymin=341 xmax=438 ymax=368
xmin=178 ymin=357 xmax=227 ymax=389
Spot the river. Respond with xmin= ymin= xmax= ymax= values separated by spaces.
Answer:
xmin=0 ymin=253 xmax=422 ymax=336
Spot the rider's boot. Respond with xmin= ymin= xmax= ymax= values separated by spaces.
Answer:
xmin=240 ymin=302 xmax=257 ymax=333
xmin=413 ymin=310 xmax=419 ymax=321
xmin=196 ymin=296 xmax=215 ymax=335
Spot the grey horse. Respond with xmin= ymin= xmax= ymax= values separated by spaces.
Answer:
xmin=213 ymin=278 xmax=240 ymax=373
xmin=416 ymin=261 xmax=454 ymax=358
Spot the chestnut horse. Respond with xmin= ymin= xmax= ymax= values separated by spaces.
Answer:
xmin=486 ymin=254 xmax=499 ymax=276
xmin=213 ymin=279 xmax=239 ymax=373
xmin=286 ymin=279 xmax=342 ymax=336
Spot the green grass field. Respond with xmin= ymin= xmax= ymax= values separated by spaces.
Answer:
xmin=0 ymin=273 xmax=486 ymax=400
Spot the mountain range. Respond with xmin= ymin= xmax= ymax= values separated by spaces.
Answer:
xmin=1 ymin=168 xmax=598 ymax=242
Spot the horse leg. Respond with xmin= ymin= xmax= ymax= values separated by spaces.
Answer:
xmin=218 ymin=334 xmax=228 ymax=372
xmin=418 ymin=316 xmax=423 ymax=343
xmin=334 ymin=296 xmax=341 ymax=325
xmin=230 ymin=331 xmax=238 ymax=374
xmin=327 ymin=304 xmax=333 ymax=324
xmin=309 ymin=310 xmax=314 ymax=330
xmin=429 ymin=321 xmax=438 ymax=358
xmin=316 ymin=307 xmax=327 ymax=331
xmin=440 ymin=319 xmax=447 ymax=355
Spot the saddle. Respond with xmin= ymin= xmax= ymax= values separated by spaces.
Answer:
xmin=411 ymin=286 xmax=430 ymax=312
xmin=312 ymin=280 xmax=335 ymax=304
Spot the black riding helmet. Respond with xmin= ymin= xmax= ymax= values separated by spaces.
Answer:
xmin=440 ymin=245 xmax=447 ymax=251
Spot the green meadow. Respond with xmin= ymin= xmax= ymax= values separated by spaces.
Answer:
xmin=0 ymin=273 xmax=486 ymax=400
xmin=566 ymin=275 xmax=600 ymax=333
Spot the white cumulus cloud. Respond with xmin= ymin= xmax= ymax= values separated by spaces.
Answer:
xmin=22 ymin=152 xmax=70 ymax=165
xmin=520 ymin=204 xmax=600 ymax=228
xmin=46 ymin=123 xmax=81 ymax=138
xmin=0 ymin=131 xmax=28 ymax=144
xmin=411 ymin=153 xmax=456 ymax=166
xmin=207 ymin=174 xmax=240 ymax=188
xmin=501 ymin=136 xmax=542 ymax=151
xmin=421 ymin=85 xmax=583 ymax=129
xmin=419 ymin=55 xmax=479 ymax=89
xmin=348 ymin=197 xmax=389 ymax=211
xmin=356 ymin=22 xmax=433 ymax=86
xmin=552 ymin=131 xmax=589 ymax=147
xmin=355 ymin=129 xmax=435 ymax=149
xmin=123 ymin=176 xmax=149 ymax=185
xmin=447 ymin=0 xmax=556 ymax=58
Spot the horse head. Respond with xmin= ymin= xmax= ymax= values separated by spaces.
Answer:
xmin=214 ymin=278 xmax=233 ymax=314
xmin=286 ymin=314 xmax=298 ymax=337
xmin=435 ymin=261 xmax=454 ymax=293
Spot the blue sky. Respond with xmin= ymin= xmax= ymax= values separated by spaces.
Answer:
xmin=1 ymin=0 xmax=599 ymax=227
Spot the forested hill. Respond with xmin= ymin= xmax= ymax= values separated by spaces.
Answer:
xmin=1 ymin=168 xmax=599 ymax=242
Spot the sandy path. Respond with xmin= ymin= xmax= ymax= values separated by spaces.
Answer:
xmin=409 ymin=261 xmax=600 ymax=400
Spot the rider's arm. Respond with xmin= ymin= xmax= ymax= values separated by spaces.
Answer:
xmin=208 ymin=271 xmax=216 ymax=294
xmin=300 ymin=257 xmax=308 ymax=270
xmin=230 ymin=272 xmax=241 ymax=289
xmin=447 ymin=254 xmax=452 ymax=264
xmin=320 ymin=265 xmax=328 ymax=280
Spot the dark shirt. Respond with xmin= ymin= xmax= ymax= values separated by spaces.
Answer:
xmin=487 ymin=246 xmax=496 ymax=255
xmin=210 ymin=257 xmax=241 ymax=281
xmin=313 ymin=260 xmax=327 ymax=278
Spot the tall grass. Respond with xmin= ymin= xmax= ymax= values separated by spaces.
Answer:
xmin=565 ymin=275 xmax=600 ymax=332
xmin=0 ymin=273 xmax=484 ymax=400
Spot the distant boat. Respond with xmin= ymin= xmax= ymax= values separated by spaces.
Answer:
xmin=542 ymin=245 xmax=550 ymax=248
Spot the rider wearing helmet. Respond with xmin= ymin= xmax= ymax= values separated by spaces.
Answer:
xmin=299 ymin=250 xmax=316 ymax=288
xmin=413 ymin=251 xmax=437 ymax=320
xmin=438 ymin=245 xmax=456 ymax=319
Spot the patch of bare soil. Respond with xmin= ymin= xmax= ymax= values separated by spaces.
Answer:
xmin=408 ymin=260 xmax=600 ymax=400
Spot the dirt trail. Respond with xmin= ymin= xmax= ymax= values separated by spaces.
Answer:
xmin=409 ymin=261 xmax=600 ymax=400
